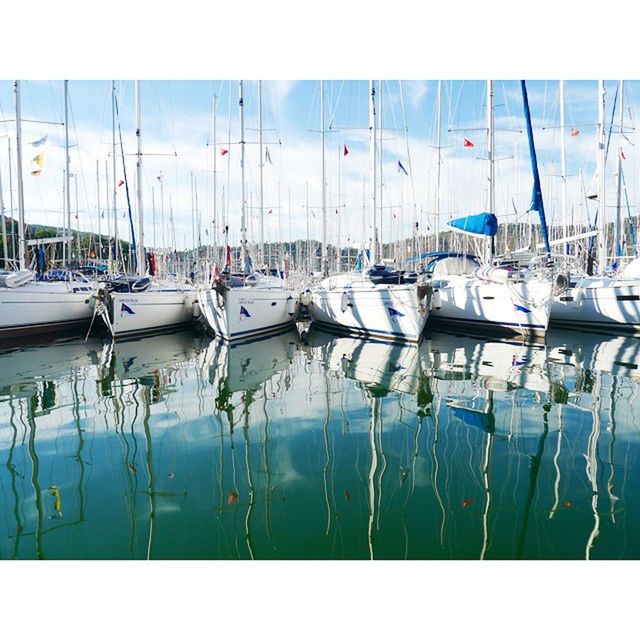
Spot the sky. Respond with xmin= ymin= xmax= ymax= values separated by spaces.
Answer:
xmin=1 ymin=78 xmax=636 ymax=255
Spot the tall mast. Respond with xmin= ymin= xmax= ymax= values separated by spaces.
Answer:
xmin=320 ymin=80 xmax=328 ymax=276
xmin=212 ymin=93 xmax=218 ymax=266
xmin=96 ymin=158 xmax=101 ymax=260
xmin=14 ymin=81 xmax=26 ymax=271
xmin=105 ymin=160 xmax=112 ymax=266
xmin=378 ymin=80 xmax=383 ymax=261
xmin=159 ymin=162 xmax=164 ymax=270
xmin=435 ymin=80 xmax=442 ymax=252
xmin=112 ymin=81 xmax=118 ymax=271
xmin=597 ymin=80 xmax=606 ymax=274
xmin=486 ymin=79 xmax=495 ymax=262
xmin=135 ymin=80 xmax=144 ymax=276
xmin=258 ymin=80 xmax=264 ymax=267
xmin=239 ymin=80 xmax=248 ymax=274
xmin=369 ymin=80 xmax=377 ymax=265
xmin=7 ymin=138 xmax=15 ymax=263
xmin=614 ymin=80 xmax=624 ymax=261
xmin=64 ymin=80 xmax=71 ymax=267
xmin=487 ymin=79 xmax=495 ymax=215
xmin=306 ymin=182 xmax=310 ymax=273
xmin=0 ymin=166 xmax=7 ymax=268
xmin=337 ymin=144 xmax=342 ymax=272
xmin=559 ymin=80 xmax=568 ymax=253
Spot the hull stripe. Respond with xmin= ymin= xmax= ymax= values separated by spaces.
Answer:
xmin=312 ymin=319 xmax=420 ymax=342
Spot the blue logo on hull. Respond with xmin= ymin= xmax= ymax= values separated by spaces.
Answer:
xmin=514 ymin=304 xmax=531 ymax=314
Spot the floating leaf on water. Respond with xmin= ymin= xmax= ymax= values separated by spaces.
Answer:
xmin=462 ymin=498 xmax=473 ymax=508
xmin=564 ymin=501 xmax=573 ymax=508
xmin=228 ymin=491 xmax=238 ymax=505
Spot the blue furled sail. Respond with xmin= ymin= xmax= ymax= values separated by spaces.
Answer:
xmin=355 ymin=248 xmax=371 ymax=272
xmin=521 ymin=80 xmax=551 ymax=259
xmin=448 ymin=212 xmax=498 ymax=237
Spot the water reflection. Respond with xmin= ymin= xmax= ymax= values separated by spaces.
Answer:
xmin=0 ymin=326 xmax=638 ymax=559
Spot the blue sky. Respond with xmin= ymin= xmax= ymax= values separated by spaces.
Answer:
xmin=0 ymin=79 xmax=636 ymax=253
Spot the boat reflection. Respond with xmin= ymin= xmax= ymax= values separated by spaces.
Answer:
xmin=303 ymin=326 xmax=427 ymax=396
xmin=0 ymin=324 xmax=639 ymax=559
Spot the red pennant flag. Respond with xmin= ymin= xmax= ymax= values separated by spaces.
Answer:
xmin=220 ymin=148 xmax=229 ymax=156
xmin=463 ymin=138 xmax=474 ymax=148
xmin=343 ymin=144 xmax=349 ymax=157
xmin=118 ymin=179 xmax=125 ymax=187
xmin=571 ymin=128 xmax=580 ymax=137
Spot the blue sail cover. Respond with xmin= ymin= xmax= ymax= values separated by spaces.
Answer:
xmin=448 ymin=212 xmax=498 ymax=237
xmin=521 ymin=80 xmax=551 ymax=258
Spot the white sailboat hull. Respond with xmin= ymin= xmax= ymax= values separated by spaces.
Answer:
xmin=198 ymin=286 xmax=300 ymax=341
xmin=0 ymin=280 xmax=94 ymax=339
xmin=108 ymin=288 xmax=196 ymax=338
xmin=550 ymin=278 xmax=640 ymax=333
xmin=429 ymin=275 xmax=552 ymax=337
xmin=308 ymin=276 xmax=429 ymax=343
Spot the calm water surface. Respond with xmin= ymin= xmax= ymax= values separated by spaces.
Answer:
xmin=1 ymin=325 xmax=639 ymax=559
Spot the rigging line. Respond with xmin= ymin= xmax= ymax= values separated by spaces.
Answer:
xmin=398 ymin=81 xmax=418 ymax=231
xmin=114 ymin=90 xmax=137 ymax=271
xmin=69 ymin=93 xmax=95 ymax=239
xmin=328 ymin=80 xmax=345 ymax=130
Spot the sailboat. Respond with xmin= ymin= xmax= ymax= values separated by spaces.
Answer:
xmin=197 ymin=81 xmax=300 ymax=342
xmin=91 ymin=81 xmax=197 ymax=339
xmin=427 ymin=81 xmax=556 ymax=338
xmin=0 ymin=80 xmax=95 ymax=341
xmin=306 ymin=81 xmax=432 ymax=343
xmin=549 ymin=80 xmax=640 ymax=333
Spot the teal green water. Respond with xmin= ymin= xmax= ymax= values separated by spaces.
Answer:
xmin=0 ymin=325 xmax=639 ymax=560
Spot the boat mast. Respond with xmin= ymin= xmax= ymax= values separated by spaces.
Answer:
xmin=369 ymin=80 xmax=377 ymax=265
xmin=306 ymin=182 xmax=310 ymax=273
xmin=64 ymin=80 xmax=71 ymax=267
xmin=614 ymin=80 xmax=624 ymax=262
xmin=597 ymin=80 xmax=606 ymax=274
xmin=212 ymin=93 xmax=218 ymax=266
xmin=112 ymin=81 xmax=118 ymax=272
xmin=560 ymin=80 xmax=568 ymax=254
xmin=0 ymin=166 xmax=7 ymax=268
xmin=337 ymin=144 xmax=342 ymax=272
xmin=239 ymin=80 xmax=248 ymax=274
xmin=14 ymin=81 xmax=26 ymax=271
xmin=435 ymin=79 xmax=442 ymax=252
xmin=321 ymin=80 xmax=328 ymax=276
xmin=258 ymin=80 xmax=264 ymax=268
xmin=135 ymin=80 xmax=144 ymax=276
xmin=486 ymin=79 xmax=495 ymax=262
xmin=105 ymin=160 xmax=111 ymax=266
xmin=96 ymin=159 xmax=101 ymax=260
xmin=378 ymin=80 xmax=383 ymax=262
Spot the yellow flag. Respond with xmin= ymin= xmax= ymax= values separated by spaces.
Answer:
xmin=32 ymin=151 xmax=45 ymax=167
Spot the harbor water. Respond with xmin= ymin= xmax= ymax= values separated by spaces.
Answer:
xmin=0 ymin=325 xmax=639 ymax=560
